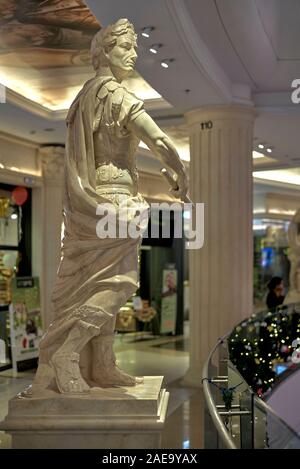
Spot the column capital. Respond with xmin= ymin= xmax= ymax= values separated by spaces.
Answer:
xmin=185 ymin=104 xmax=257 ymax=129
xmin=39 ymin=146 xmax=64 ymax=182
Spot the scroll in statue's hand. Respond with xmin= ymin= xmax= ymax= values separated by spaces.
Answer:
xmin=160 ymin=168 xmax=192 ymax=204
xmin=170 ymin=171 xmax=188 ymax=200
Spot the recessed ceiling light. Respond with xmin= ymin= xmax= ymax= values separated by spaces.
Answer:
xmin=161 ymin=59 xmax=174 ymax=69
xmin=266 ymin=147 xmax=272 ymax=153
xmin=149 ymin=43 xmax=162 ymax=54
xmin=141 ymin=26 xmax=154 ymax=38
xmin=258 ymin=143 xmax=265 ymax=149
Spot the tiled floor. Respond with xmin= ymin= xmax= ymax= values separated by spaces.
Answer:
xmin=0 ymin=331 xmax=204 ymax=449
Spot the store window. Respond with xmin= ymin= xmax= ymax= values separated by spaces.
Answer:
xmin=0 ymin=183 xmax=32 ymax=370
xmin=115 ymin=207 xmax=186 ymax=339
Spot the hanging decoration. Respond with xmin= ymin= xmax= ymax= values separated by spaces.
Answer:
xmin=11 ymin=186 xmax=28 ymax=243
xmin=12 ymin=187 xmax=28 ymax=206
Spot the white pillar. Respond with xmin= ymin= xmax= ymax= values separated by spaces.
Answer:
xmin=39 ymin=146 xmax=64 ymax=328
xmin=184 ymin=105 xmax=256 ymax=386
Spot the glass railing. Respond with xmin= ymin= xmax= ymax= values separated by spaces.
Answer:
xmin=202 ymin=303 xmax=300 ymax=449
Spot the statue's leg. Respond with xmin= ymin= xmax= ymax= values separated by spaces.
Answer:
xmin=50 ymin=320 xmax=100 ymax=394
xmin=91 ymin=332 xmax=143 ymax=387
xmin=90 ymin=292 xmax=143 ymax=387
xmin=49 ymin=302 xmax=113 ymax=393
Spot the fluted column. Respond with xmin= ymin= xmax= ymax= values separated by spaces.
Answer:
xmin=39 ymin=146 xmax=64 ymax=327
xmin=184 ymin=105 xmax=256 ymax=386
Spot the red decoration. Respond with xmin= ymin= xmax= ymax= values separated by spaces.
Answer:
xmin=12 ymin=186 xmax=28 ymax=206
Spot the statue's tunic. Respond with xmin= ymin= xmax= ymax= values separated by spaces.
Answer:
xmin=39 ymin=76 xmax=149 ymax=358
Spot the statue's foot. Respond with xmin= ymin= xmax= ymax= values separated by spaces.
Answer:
xmin=92 ymin=366 xmax=143 ymax=387
xmin=50 ymin=351 xmax=90 ymax=394
xmin=91 ymin=334 xmax=143 ymax=387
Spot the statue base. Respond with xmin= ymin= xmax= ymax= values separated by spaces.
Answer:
xmin=0 ymin=376 xmax=169 ymax=449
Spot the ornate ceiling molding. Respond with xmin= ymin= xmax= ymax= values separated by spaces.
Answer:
xmin=6 ymin=88 xmax=169 ymax=120
xmin=6 ymin=88 xmax=67 ymax=121
xmin=166 ymin=0 xmax=232 ymax=103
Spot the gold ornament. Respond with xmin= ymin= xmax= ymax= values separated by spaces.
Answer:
xmin=0 ymin=198 xmax=9 ymax=218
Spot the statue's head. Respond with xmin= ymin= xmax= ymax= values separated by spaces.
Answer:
xmin=91 ymin=18 xmax=137 ymax=81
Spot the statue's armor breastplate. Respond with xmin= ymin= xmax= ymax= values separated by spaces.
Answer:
xmin=92 ymin=79 xmax=144 ymax=193
xmin=94 ymin=124 xmax=140 ymax=189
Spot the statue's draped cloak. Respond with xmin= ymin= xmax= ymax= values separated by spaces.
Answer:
xmin=40 ymin=76 xmax=149 ymax=353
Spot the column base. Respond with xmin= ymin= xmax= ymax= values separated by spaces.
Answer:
xmin=0 ymin=376 xmax=169 ymax=449
xmin=182 ymin=367 xmax=204 ymax=388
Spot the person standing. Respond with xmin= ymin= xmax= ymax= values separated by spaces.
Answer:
xmin=266 ymin=276 xmax=285 ymax=309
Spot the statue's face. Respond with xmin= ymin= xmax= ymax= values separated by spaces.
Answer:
xmin=106 ymin=33 xmax=137 ymax=77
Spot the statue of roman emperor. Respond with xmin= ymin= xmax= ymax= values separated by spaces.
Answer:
xmin=33 ymin=18 xmax=188 ymax=394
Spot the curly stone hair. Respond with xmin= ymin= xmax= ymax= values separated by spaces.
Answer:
xmin=91 ymin=18 xmax=137 ymax=71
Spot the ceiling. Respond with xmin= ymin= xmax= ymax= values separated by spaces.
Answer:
xmin=85 ymin=0 xmax=300 ymax=171
xmin=184 ymin=0 xmax=300 ymax=92
xmin=0 ymin=0 xmax=165 ymax=111
xmin=0 ymin=0 xmax=99 ymax=110
xmin=0 ymin=0 xmax=300 ymax=197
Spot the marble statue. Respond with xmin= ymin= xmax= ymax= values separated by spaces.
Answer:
xmin=33 ymin=18 xmax=188 ymax=394
xmin=284 ymin=208 xmax=300 ymax=304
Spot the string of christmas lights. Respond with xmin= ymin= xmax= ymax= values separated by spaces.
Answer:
xmin=229 ymin=305 xmax=300 ymax=395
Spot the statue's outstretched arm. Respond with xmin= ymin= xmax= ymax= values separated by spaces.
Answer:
xmin=127 ymin=112 xmax=188 ymax=200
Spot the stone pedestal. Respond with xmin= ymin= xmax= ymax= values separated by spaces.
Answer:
xmin=1 ymin=376 xmax=169 ymax=449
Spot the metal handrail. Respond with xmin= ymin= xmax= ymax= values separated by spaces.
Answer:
xmin=202 ymin=334 xmax=236 ymax=449
xmin=202 ymin=336 xmax=300 ymax=449
xmin=202 ymin=303 xmax=300 ymax=449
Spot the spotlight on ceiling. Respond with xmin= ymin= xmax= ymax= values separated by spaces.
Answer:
xmin=161 ymin=59 xmax=174 ymax=69
xmin=258 ymin=143 xmax=265 ymax=149
xmin=266 ymin=147 xmax=273 ymax=153
xmin=149 ymin=43 xmax=162 ymax=54
xmin=141 ymin=26 xmax=154 ymax=38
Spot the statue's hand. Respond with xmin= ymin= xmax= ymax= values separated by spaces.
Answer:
xmin=170 ymin=171 xmax=188 ymax=201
